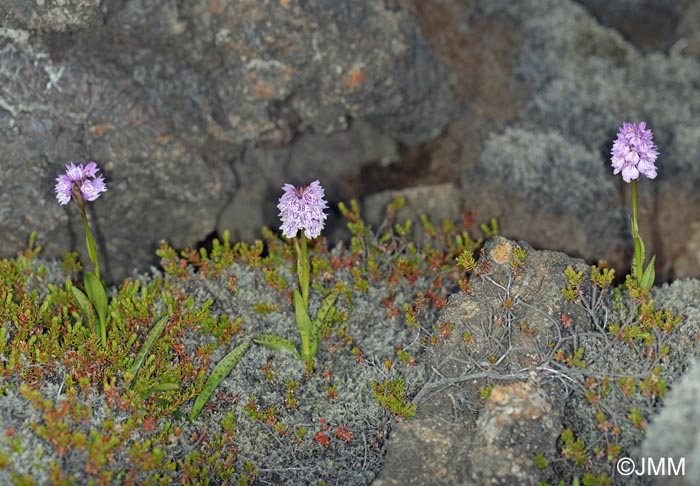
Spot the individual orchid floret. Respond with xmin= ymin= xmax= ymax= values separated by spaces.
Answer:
xmin=277 ymin=180 xmax=328 ymax=239
xmin=611 ymin=122 xmax=659 ymax=183
xmin=55 ymin=162 xmax=107 ymax=205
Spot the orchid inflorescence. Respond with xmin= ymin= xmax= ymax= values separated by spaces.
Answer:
xmin=611 ymin=122 xmax=658 ymax=183
xmin=278 ymin=180 xmax=328 ymax=240
xmin=55 ymin=162 xmax=107 ymax=206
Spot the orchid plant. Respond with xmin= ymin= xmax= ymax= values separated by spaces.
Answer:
xmin=611 ymin=121 xmax=659 ymax=290
xmin=55 ymin=162 xmax=110 ymax=347
xmin=254 ymin=180 xmax=339 ymax=372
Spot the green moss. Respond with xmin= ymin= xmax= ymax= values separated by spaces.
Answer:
xmin=371 ymin=378 xmax=416 ymax=419
xmin=533 ymin=452 xmax=548 ymax=470
xmin=252 ymin=303 xmax=279 ymax=314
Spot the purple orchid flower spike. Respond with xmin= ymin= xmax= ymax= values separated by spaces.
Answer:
xmin=55 ymin=162 xmax=107 ymax=205
xmin=611 ymin=122 xmax=659 ymax=183
xmin=277 ymin=180 xmax=328 ymax=240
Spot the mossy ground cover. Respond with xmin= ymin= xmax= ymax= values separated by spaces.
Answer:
xmin=1 ymin=202 xmax=698 ymax=485
xmin=0 ymin=200 xmax=486 ymax=485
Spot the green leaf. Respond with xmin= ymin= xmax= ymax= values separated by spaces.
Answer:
xmin=84 ymin=272 xmax=108 ymax=327
xmin=189 ymin=339 xmax=250 ymax=421
xmin=127 ymin=316 xmax=169 ymax=390
xmin=294 ymin=289 xmax=313 ymax=363
xmin=84 ymin=225 xmax=99 ymax=274
xmin=310 ymin=291 xmax=339 ymax=359
xmin=69 ymin=286 xmax=94 ymax=324
xmin=640 ymin=255 xmax=656 ymax=290
xmin=253 ymin=334 xmax=299 ymax=357
xmin=315 ymin=291 xmax=339 ymax=326
xmin=172 ymin=409 xmax=188 ymax=421
xmin=141 ymin=381 xmax=180 ymax=398
xmin=633 ymin=235 xmax=645 ymax=282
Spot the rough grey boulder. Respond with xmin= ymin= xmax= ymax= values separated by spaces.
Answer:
xmin=641 ymin=278 xmax=700 ymax=486
xmin=641 ymin=359 xmax=700 ymax=486
xmin=573 ymin=0 xmax=700 ymax=57
xmin=375 ymin=237 xmax=588 ymax=485
xmin=0 ymin=0 xmax=454 ymax=280
xmin=376 ymin=237 xmax=700 ymax=485
xmin=361 ymin=183 xmax=462 ymax=244
xmin=473 ymin=128 xmax=627 ymax=264
xmin=0 ymin=0 xmax=103 ymax=31
xmin=406 ymin=0 xmax=700 ymax=279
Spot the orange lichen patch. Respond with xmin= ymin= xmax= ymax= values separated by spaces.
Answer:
xmin=226 ymin=40 xmax=258 ymax=59
xmin=207 ymin=122 xmax=230 ymax=142
xmin=280 ymin=0 xmax=291 ymax=7
xmin=252 ymin=82 xmax=273 ymax=99
xmin=487 ymin=385 xmax=506 ymax=404
xmin=345 ymin=66 xmax=366 ymax=91
xmin=491 ymin=241 xmax=512 ymax=264
xmin=209 ymin=0 xmax=225 ymax=14
xmin=488 ymin=382 xmax=529 ymax=405
xmin=156 ymin=134 xmax=171 ymax=144
xmin=88 ymin=124 xmax=115 ymax=137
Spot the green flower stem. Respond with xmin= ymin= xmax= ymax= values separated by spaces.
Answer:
xmin=79 ymin=208 xmax=101 ymax=280
xmin=295 ymin=234 xmax=310 ymax=311
xmin=629 ymin=180 xmax=656 ymax=289
xmin=72 ymin=185 xmax=101 ymax=279
xmin=630 ymin=180 xmax=642 ymax=281
xmin=630 ymin=180 xmax=639 ymax=228
xmin=72 ymin=186 xmax=107 ymax=345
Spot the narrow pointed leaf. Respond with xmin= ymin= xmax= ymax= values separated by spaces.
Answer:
xmin=633 ymin=237 xmax=644 ymax=282
xmin=85 ymin=227 xmax=99 ymax=273
xmin=294 ymin=288 xmax=313 ymax=362
xmin=141 ymin=381 xmax=180 ymax=398
xmin=640 ymin=255 xmax=656 ymax=290
xmin=315 ymin=291 xmax=339 ymax=326
xmin=127 ymin=315 xmax=169 ymax=390
xmin=310 ymin=291 xmax=339 ymax=359
xmin=84 ymin=272 xmax=108 ymax=327
xmin=70 ymin=286 xmax=94 ymax=324
xmin=253 ymin=334 xmax=299 ymax=357
xmin=190 ymin=339 xmax=250 ymax=421
xmin=310 ymin=322 xmax=321 ymax=361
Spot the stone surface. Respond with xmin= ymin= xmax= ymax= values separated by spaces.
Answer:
xmin=473 ymin=128 xmax=627 ymax=265
xmin=0 ymin=0 xmax=454 ymax=281
xmin=650 ymin=279 xmax=700 ymax=376
xmin=398 ymin=0 xmax=700 ymax=279
xmin=470 ymin=380 xmax=562 ymax=485
xmin=375 ymin=237 xmax=586 ymax=485
xmin=361 ymin=183 xmax=461 ymax=243
xmin=572 ymin=0 xmax=700 ymax=57
xmin=0 ymin=0 xmax=103 ymax=31
xmin=376 ymin=238 xmax=700 ymax=485
xmin=223 ymin=121 xmax=399 ymax=243
xmin=574 ymin=0 xmax=686 ymax=52
xmin=641 ymin=359 xmax=700 ymax=486
xmin=3 ymin=236 xmax=700 ymax=483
